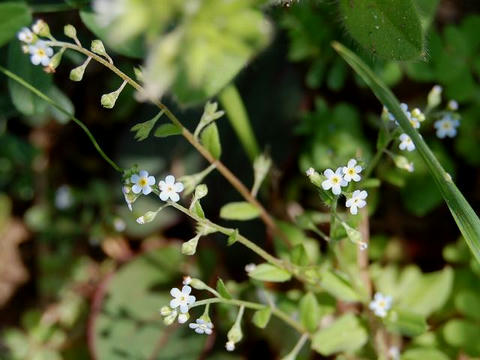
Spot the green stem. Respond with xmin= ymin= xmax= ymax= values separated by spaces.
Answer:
xmin=191 ymin=297 xmax=307 ymax=335
xmin=169 ymin=202 xmax=290 ymax=272
xmin=44 ymin=40 xmax=289 ymax=244
xmin=0 ymin=65 xmax=122 ymax=173
xmin=218 ymin=84 xmax=260 ymax=162
xmin=281 ymin=333 xmax=309 ymax=360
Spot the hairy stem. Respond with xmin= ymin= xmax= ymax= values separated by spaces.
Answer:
xmin=45 ymin=40 xmax=289 ymax=245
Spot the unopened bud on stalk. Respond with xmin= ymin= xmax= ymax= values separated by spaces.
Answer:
xmin=182 ymin=234 xmax=200 ymax=255
xmin=32 ymin=19 xmax=50 ymax=37
xmin=64 ymin=25 xmax=77 ymax=39
xmin=69 ymin=57 xmax=92 ymax=81
xmin=101 ymin=80 xmax=127 ymax=108
xmin=427 ymin=85 xmax=442 ymax=109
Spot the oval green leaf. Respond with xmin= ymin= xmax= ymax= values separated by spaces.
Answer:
xmin=248 ymin=263 xmax=292 ymax=283
xmin=339 ymin=0 xmax=424 ymax=60
xmin=219 ymin=201 xmax=260 ymax=221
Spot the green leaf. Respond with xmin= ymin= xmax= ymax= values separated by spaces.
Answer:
xmin=402 ymin=348 xmax=450 ymax=360
xmin=333 ymin=42 xmax=480 ymax=264
xmin=216 ymin=278 xmax=232 ymax=299
xmin=7 ymin=42 xmax=53 ymax=117
xmin=219 ymin=202 xmax=260 ymax=221
xmin=290 ymin=244 xmax=309 ymax=266
xmin=46 ymin=86 xmax=74 ymax=124
xmin=79 ymin=10 xmax=145 ymax=58
xmin=455 ymin=290 xmax=480 ymax=321
xmin=92 ymin=246 xmax=205 ymax=359
xmin=252 ymin=307 xmax=272 ymax=329
xmin=413 ymin=0 xmax=440 ymax=30
xmin=154 ymin=123 xmax=182 ymax=138
xmin=320 ymin=270 xmax=361 ymax=302
xmin=299 ymin=292 xmax=320 ymax=332
xmin=311 ymin=314 xmax=368 ymax=356
xmin=443 ymin=319 xmax=480 ymax=356
xmin=339 ymin=0 xmax=424 ymax=60
xmin=0 ymin=2 xmax=32 ymax=48
xmin=192 ymin=201 xmax=205 ymax=219
xmin=200 ymin=123 xmax=222 ymax=159
xmin=131 ymin=112 xmax=164 ymax=141
xmin=397 ymin=267 xmax=453 ymax=317
xmin=248 ymin=263 xmax=292 ymax=283
xmin=384 ymin=309 xmax=427 ymax=337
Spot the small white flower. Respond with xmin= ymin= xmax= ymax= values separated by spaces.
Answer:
xmin=131 ymin=170 xmax=155 ymax=195
xmin=342 ymin=159 xmax=362 ymax=182
xmin=178 ymin=313 xmax=189 ymax=324
xmin=170 ymin=285 xmax=196 ymax=314
xmin=28 ymin=40 xmax=53 ymax=66
xmin=409 ymin=116 xmax=420 ymax=129
xmin=225 ymin=341 xmax=235 ymax=352
xmin=388 ymin=346 xmax=400 ymax=360
xmin=306 ymin=167 xmax=315 ymax=177
xmin=369 ymin=292 xmax=392 ymax=318
xmin=159 ymin=175 xmax=184 ymax=202
xmin=399 ymin=133 xmax=415 ymax=152
xmin=434 ymin=115 xmax=460 ymax=138
xmin=321 ymin=168 xmax=347 ymax=195
xmin=136 ymin=216 xmax=145 ymax=224
xmin=17 ymin=27 xmax=34 ymax=43
xmin=345 ymin=190 xmax=368 ymax=215
xmin=359 ymin=242 xmax=368 ymax=251
xmin=55 ymin=185 xmax=73 ymax=210
xmin=245 ymin=263 xmax=256 ymax=273
xmin=189 ymin=318 xmax=214 ymax=335
xmin=447 ymin=100 xmax=458 ymax=111
xmin=113 ymin=217 xmax=126 ymax=232
xmin=183 ymin=276 xmax=192 ymax=285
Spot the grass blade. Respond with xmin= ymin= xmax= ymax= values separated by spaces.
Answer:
xmin=332 ymin=42 xmax=480 ymax=263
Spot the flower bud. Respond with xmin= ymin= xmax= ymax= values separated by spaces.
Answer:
xmin=101 ymin=81 xmax=126 ymax=109
xmin=227 ymin=323 xmax=243 ymax=344
xmin=411 ymin=108 xmax=425 ymax=122
xmin=225 ymin=341 xmax=235 ymax=352
xmin=64 ymin=25 xmax=77 ymax=39
xmin=69 ymin=57 xmax=91 ymax=82
xmin=392 ymin=155 xmax=414 ymax=173
xmin=427 ymin=85 xmax=442 ymax=109
xmin=178 ymin=313 xmax=190 ymax=324
xmin=32 ymin=19 xmax=50 ymax=37
xmin=194 ymin=184 xmax=208 ymax=200
xmin=46 ymin=48 xmax=65 ymax=72
xmin=189 ymin=278 xmax=208 ymax=291
xmin=252 ymin=154 xmax=271 ymax=196
xmin=160 ymin=306 xmax=172 ymax=316
xmin=91 ymin=39 xmax=108 ymax=57
xmin=447 ymin=100 xmax=458 ymax=111
xmin=181 ymin=234 xmax=200 ymax=255
xmin=163 ymin=310 xmax=178 ymax=325
xmin=136 ymin=210 xmax=159 ymax=225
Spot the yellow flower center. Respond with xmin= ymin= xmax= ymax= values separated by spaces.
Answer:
xmin=36 ymin=49 xmax=46 ymax=57
xmin=442 ymin=122 xmax=451 ymax=129
xmin=348 ymin=169 xmax=355 ymax=175
xmin=332 ymin=177 xmax=339 ymax=184
xmin=139 ymin=178 xmax=147 ymax=186
xmin=378 ymin=300 xmax=386 ymax=308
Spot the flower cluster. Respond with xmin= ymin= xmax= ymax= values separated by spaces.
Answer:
xmin=369 ymin=292 xmax=392 ymax=318
xmin=17 ymin=20 xmax=55 ymax=67
xmin=122 ymin=170 xmax=184 ymax=212
xmin=307 ymin=159 xmax=368 ymax=215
